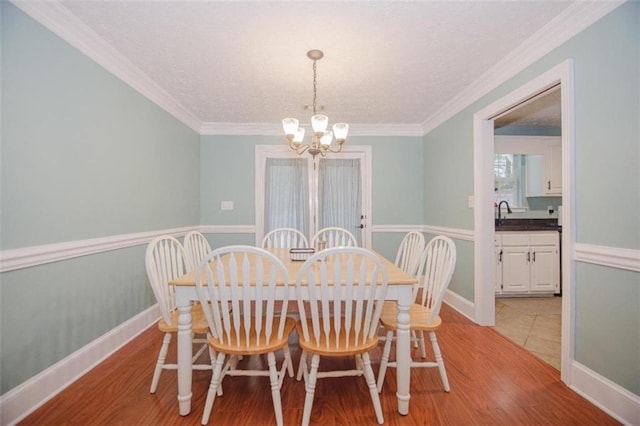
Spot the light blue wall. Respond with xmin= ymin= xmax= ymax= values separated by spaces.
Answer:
xmin=423 ymin=2 xmax=639 ymax=394
xmin=199 ymin=135 xmax=424 ymax=260
xmin=0 ymin=4 xmax=200 ymax=394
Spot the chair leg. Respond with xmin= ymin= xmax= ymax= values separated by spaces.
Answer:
xmin=418 ymin=330 xmax=427 ymax=358
xmin=283 ymin=344 xmax=294 ymax=378
xmin=301 ymin=354 xmax=320 ymax=426
xmin=201 ymin=352 xmax=225 ymax=425
xmin=296 ymin=350 xmax=307 ymax=381
xmin=361 ymin=353 xmax=384 ymax=424
xmin=430 ymin=331 xmax=450 ymax=392
xmin=376 ymin=329 xmax=394 ymax=393
xmin=267 ymin=352 xmax=284 ymax=426
xmin=150 ymin=333 xmax=171 ymax=393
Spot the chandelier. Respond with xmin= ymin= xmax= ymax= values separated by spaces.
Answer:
xmin=282 ymin=49 xmax=349 ymax=157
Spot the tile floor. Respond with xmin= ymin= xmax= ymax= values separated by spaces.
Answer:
xmin=493 ymin=296 xmax=562 ymax=370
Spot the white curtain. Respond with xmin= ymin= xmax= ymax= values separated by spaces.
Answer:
xmin=264 ymin=158 xmax=309 ymax=237
xmin=318 ymin=158 xmax=361 ymax=245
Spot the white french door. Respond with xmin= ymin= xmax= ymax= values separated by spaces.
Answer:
xmin=255 ymin=145 xmax=371 ymax=248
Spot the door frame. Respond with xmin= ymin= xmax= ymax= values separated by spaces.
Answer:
xmin=472 ymin=59 xmax=575 ymax=384
xmin=255 ymin=145 xmax=372 ymax=248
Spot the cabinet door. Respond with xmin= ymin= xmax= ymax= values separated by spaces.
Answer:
xmin=530 ymin=245 xmax=559 ymax=292
xmin=545 ymin=144 xmax=562 ymax=195
xmin=495 ymin=244 xmax=503 ymax=294
xmin=501 ymin=245 xmax=529 ymax=293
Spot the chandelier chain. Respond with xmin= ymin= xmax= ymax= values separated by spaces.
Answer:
xmin=312 ymin=60 xmax=317 ymax=116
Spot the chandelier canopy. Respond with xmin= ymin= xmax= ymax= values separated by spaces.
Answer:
xmin=282 ymin=50 xmax=349 ymax=157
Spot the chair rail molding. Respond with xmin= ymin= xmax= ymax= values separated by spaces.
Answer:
xmin=0 ymin=226 xmax=197 ymax=273
xmin=574 ymin=243 xmax=640 ymax=273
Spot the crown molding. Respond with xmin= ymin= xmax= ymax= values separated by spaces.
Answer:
xmin=10 ymin=0 xmax=203 ymax=133
xmin=200 ymin=122 xmax=424 ymax=137
xmin=421 ymin=0 xmax=625 ymax=134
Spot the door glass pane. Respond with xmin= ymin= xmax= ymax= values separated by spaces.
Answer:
xmin=318 ymin=158 xmax=361 ymax=245
xmin=264 ymin=158 xmax=309 ymax=237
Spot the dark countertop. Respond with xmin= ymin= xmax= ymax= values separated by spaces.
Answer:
xmin=495 ymin=218 xmax=561 ymax=232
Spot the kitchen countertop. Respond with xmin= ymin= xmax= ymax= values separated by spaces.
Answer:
xmin=495 ymin=218 xmax=561 ymax=232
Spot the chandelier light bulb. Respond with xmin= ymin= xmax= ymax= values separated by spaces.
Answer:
xmin=282 ymin=118 xmax=299 ymax=140
xmin=333 ymin=123 xmax=349 ymax=143
xmin=320 ymin=131 xmax=333 ymax=147
xmin=293 ymin=128 xmax=305 ymax=146
xmin=311 ymin=114 xmax=328 ymax=136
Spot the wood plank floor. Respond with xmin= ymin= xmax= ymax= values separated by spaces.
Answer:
xmin=20 ymin=304 xmax=619 ymax=425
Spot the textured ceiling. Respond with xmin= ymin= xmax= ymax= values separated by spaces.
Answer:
xmin=53 ymin=1 xmax=574 ymax=129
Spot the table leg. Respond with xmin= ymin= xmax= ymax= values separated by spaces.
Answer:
xmin=177 ymin=303 xmax=193 ymax=416
xmin=395 ymin=289 xmax=411 ymax=415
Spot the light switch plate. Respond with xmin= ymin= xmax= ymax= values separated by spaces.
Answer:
xmin=468 ymin=195 xmax=474 ymax=208
xmin=221 ymin=201 xmax=234 ymax=210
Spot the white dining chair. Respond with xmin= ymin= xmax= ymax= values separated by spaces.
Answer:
xmin=194 ymin=245 xmax=296 ymax=426
xmin=376 ymin=235 xmax=457 ymax=393
xmin=261 ymin=227 xmax=309 ymax=249
xmin=295 ymin=247 xmax=388 ymax=425
xmin=144 ymin=235 xmax=212 ymax=394
xmin=183 ymin=230 xmax=212 ymax=270
xmin=311 ymin=226 xmax=358 ymax=249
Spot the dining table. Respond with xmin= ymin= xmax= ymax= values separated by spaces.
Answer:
xmin=168 ymin=247 xmax=417 ymax=417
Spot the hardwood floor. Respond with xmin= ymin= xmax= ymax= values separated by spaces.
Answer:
xmin=20 ymin=304 xmax=618 ymax=425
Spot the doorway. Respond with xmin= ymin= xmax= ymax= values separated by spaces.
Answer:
xmin=255 ymin=145 xmax=372 ymax=248
xmin=472 ymin=60 xmax=574 ymax=383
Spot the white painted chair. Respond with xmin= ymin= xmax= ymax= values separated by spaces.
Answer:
xmin=376 ymin=235 xmax=457 ymax=393
xmin=295 ymin=247 xmax=388 ymax=426
xmin=311 ymin=226 xmax=358 ymax=249
xmin=194 ymin=245 xmax=296 ymax=426
xmin=261 ymin=227 xmax=309 ymax=249
xmin=183 ymin=230 xmax=212 ymax=270
xmin=144 ymin=235 xmax=212 ymax=394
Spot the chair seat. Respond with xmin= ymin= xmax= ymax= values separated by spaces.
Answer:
xmin=296 ymin=318 xmax=379 ymax=356
xmin=209 ymin=316 xmax=297 ymax=356
xmin=158 ymin=304 xmax=210 ymax=334
xmin=378 ymin=301 xmax=442 ymax=332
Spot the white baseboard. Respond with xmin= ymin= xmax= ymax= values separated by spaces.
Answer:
xmin=0 ymin=305 xmax=160 ymax=426
xmin=443 ymin=289 xmax=475 ymax=321
xmin=570 ymin=361 xmax=640 ymax=426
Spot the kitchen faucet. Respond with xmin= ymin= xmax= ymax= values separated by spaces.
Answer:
xmin=497 ymin=200 xmax=512 ymax=225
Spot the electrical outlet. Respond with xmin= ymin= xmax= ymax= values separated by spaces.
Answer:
xmin=221 ymin=201 xmax=234 ymax=211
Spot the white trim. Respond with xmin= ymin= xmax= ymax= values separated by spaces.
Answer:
xmin=574 ymin=243 xmax=640 ymax=273
xmin=199 ymin=225 xmax=256 ymax=234
xmin=422 ymin=1 xmax=624 ymax=134
xmin=0 ymin=226 xmax=197 ymax=273
xmin=442 ymin=290 xmax=475 ymax=322
xmin=473 ymin=60 xmax=575 ymax=387
xmin=371 ymin=225 xmax=474 ymax=242
xmin=9 ymin=0 xmax=203 ymax=133
xmin=201 ymin=122 xmax=424 ymax=137
xmin=570 ymin=361 xmax=640 ymax=426
xmin=0 ymin=305 xmax=160 ymax=426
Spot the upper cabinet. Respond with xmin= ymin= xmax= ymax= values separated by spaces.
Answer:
xmin=495 ymin=135 xmax=562 ymax=197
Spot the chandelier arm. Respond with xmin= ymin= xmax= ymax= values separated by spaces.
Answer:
xmin=325 ymin=144 xmax=344 ymax=154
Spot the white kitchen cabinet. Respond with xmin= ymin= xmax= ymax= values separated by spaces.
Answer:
xmin=495 ymin=231 xmax=560 ymax=295
xmin=525 ymin=139 xmax=562 ymax=196
xmin=545 ymin=143 xmax=562 ymax=195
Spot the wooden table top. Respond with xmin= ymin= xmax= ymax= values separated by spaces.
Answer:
xmin=169 ymin=248 xmax=417 ymax=287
